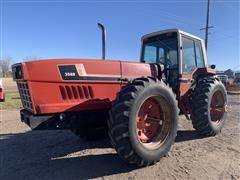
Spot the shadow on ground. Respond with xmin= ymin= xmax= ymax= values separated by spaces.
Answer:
xmin=0 ymin=129 xmax=207 ymax=180
xmin=175 ymin=130 xmax=206 ymax=143
xmin=0 ymin=130 xmax=135 ymax=180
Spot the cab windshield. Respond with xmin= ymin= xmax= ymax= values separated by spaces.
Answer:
xmin=141 ymin=32 xmax=178 ymax=68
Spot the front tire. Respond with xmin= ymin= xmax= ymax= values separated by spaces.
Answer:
xmin=108 ymin=78 xmax=178 ymax=166
xmin=190 ymin=77 xmax=227 ymax=136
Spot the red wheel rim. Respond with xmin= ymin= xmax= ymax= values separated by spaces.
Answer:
xmin=136 ymin=96 xmax=171 ymax=150
xmin=210 ymin=91 xmax=226 ymax=124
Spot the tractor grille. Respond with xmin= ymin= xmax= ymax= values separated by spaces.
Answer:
xmin=17 ymin=82 xmax=33 ymax=111
xmin=59 ymin=85 xmax=94 ymax=100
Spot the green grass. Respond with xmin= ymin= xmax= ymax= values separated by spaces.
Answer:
xmin=0 ymin=92 xmax=22 ymax=110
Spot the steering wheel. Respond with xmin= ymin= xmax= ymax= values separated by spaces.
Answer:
xmin=165 ymin=58 xmax=172 ymax=67
xmin=158 ymin=57 xmax=172 ymax=68
xmin=158 ymin=57 xmax=165 ymax=64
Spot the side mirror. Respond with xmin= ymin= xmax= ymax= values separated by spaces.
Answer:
xmin=210 ymin=64 xmax=216 ymax=69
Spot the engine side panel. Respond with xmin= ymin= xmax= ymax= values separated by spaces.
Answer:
xmin=121 ymin=61 xmax=152 ymax=79
xmin=29 ymin=81 xmax=121 ymax=114
xmin=14 ymin=59 xmax=153 ymax=115
xmin=21 ymin=59 xmax=122 ymax=82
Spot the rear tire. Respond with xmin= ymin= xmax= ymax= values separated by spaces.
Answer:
xmin=190 ymin=77 xmax=227 ymax=136
xmin=108 ymin=78 xmax=178 ymax=166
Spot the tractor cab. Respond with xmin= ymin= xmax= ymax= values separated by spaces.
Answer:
xmin=141 ymin=29 xmax=207 ymax=96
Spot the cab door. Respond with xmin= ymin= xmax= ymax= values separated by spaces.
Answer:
xmin=179 ymin=35 xmax=205 ymax=97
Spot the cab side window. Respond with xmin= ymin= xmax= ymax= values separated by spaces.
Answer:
xmin=182 ymin=37 xmax=196 ymax=73
xmin=143 ymin=45 xmax=157 ymax=63
xmin=195 ymin=41 xmax=205 ymax=68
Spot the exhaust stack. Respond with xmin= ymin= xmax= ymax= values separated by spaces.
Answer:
xmin=97 ymin=23 xmax=106 ymax=60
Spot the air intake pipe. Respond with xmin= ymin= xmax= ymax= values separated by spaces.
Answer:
xmin=97 ymin=23 xmax=106 ymax=60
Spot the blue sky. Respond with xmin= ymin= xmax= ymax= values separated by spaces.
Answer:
xmin=0 ymin=0 xmax=239 ymax=71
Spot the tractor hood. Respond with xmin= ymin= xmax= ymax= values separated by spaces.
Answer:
xmin=12 ymin=59 xmax=153 ymax=82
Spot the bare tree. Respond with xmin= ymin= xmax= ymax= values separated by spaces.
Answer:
xmin=0 ymin=56 xmax=12 ymax=77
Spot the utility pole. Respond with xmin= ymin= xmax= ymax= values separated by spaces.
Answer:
xmin=200 ymin=0 xmax=213 ymax=50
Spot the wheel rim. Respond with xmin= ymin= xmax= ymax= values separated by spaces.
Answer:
xmin=136 ymin=96 xmax=171 ymax=150
xmin=210 ymin=91 xmax=226 ymax=124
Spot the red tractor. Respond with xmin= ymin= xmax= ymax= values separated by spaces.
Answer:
xmin=12 ymin=26 xmax=227 ymax=167
xmin=0 ymin=79 xmax=5 ymax=102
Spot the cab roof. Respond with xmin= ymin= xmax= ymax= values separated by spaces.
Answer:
xmin=141 ymin=29 xmax=203 ymax=42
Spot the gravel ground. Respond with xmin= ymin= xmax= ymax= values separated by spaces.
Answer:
xmin=0 ymin=95 xmax=239 ymax=180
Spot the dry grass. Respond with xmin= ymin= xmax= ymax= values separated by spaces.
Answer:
xmin=2 ymin=77 xmax=18 ymax=91
xmin=0 ymin=92 xmax=22 ymax=110
xmin=226 ymin=83 xmax=240 ymax=91
xmin=0 ymin=78 xmax=21 ymax=109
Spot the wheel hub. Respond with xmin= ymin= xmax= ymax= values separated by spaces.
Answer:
xmin=210 ymin=91 xmax=226 ymax=124
xmin=136 ymin=97 xmax=170 ymax=149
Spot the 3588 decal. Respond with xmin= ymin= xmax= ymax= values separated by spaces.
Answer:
xmin=64 ymin=72 xmax=76 ymax=77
